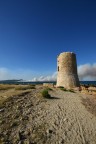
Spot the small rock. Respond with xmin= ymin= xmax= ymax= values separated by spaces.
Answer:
xmin=63 ymin=118 xmax=67 ymax=122
xmin=61 ymin=139 xmax=65 ymax=144
xmin=19 ymin=131 xmax=26 ymax=140
xmin=0 ymin=108 xmax=4 ymax=112
xmin=46 ymin=129 xmax=53 ymax=134
xmin=23 ymin=139 xmax=30 ymax=144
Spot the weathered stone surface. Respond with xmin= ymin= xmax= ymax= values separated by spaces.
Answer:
xmin=57 ymin=52 xmax=80 ymax=88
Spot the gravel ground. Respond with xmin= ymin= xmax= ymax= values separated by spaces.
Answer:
xmin=0 ymin=87 xmax=96 ymax=144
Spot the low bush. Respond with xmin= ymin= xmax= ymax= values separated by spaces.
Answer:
xmin=58 ymin=86 xmax=67 ymax=91
xmin=45 ymin=87 xmax=53 ymax=91
xmin=60 ymin=87 xmax=67 ymax=91
xmin=58 ymin=86 xmax=64 ymax=89
xmin=68 ymin=89 xmax=75 ymax=93
xmin=41 ymin=89 xmax=51 ymax=98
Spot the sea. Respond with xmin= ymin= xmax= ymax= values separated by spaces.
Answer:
xmin=0 ymin=80 xmax=96 ymax=86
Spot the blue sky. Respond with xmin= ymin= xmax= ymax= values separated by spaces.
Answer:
xmin=0 ymin=0 xmax=96 ymax=80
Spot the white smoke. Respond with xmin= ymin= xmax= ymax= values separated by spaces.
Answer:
xmin=31 ymin=72 xmax=57 ymax=81
xmin=0 ymin=64 xmax=96 ymax=81
xmin=78 ymin=63 xmax=96 ymax=81
xmin=31 ymin=64 xmax=96 ymax=81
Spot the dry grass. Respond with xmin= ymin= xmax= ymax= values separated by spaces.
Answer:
xmin=0 ymin=84 xmax=33 ymax=105
xmin=0 ymin=84 xmax=35 ymax=91
xmin=15 ymin=85 xmax=35 ymax=90
xmin=0 ymin=89 xmax=32 ymax=105
xmin=0 ymin=84 xmax=15 ymax=90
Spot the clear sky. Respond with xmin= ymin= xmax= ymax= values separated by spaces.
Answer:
xmin=0 ymin=0 xmax=96 ymax=81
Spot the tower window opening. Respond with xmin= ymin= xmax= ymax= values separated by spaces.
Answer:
xmin=58 ymin=66 xmax=59 ymax=71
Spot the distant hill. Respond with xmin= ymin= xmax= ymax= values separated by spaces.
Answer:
xmin=0 ymin=79 xmax=23 ymax=84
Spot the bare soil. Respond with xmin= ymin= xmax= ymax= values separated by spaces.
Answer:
xmin=0 ymin=86 xmax=96 ymax=144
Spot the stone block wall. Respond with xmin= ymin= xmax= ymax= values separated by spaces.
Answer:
xmin=57 ymin=52 xmax=80 ymax=88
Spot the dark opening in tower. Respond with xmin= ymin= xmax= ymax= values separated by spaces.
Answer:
xmin=58 ymin=66 xmax=59 ymax=71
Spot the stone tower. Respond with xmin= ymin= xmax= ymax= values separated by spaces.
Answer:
xmin=57 ymin=52 xmax=80 ymax=89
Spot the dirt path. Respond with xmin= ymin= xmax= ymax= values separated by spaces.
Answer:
xmin=45 ymin=90 xmax=96 ymax=144
xmin=0 ymin=88 xmax=96 ymax=144
xmin=37 ymin=89 xmax=96 ymax=144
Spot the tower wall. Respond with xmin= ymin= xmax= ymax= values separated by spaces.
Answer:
xmin=57 ymin=52 xmax=80 ymax=88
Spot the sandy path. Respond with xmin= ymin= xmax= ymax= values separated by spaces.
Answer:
xmin=0 ymin=88 xmax=96 ymax=144
xmin=32 ymin=89 xmax=96 ymax=144
xmin=44 ymin=90 xmax=96 ymax=144
xmin=28 ymin=90 xmax=96 ymax=144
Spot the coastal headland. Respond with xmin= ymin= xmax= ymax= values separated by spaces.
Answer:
xmin=0 ymin=84 xmax=96 ymax=144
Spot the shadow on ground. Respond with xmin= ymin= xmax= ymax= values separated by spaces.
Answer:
xmin=81 ymin=96 xmax=96 ymax=116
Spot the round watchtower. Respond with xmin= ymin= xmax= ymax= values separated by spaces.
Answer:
xmin=57 ymin=52 xmax=80 ymax=89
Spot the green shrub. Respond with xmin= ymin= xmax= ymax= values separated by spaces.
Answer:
xmin=41 ymin=89 xmax=51 ymax=98
xmin=46 ymin=87 xmax=53 ymax=91
xmin=68 ymin=89 xmax=75 ymax=93
xmin=60 ymin=88 xmax=67 ymax=91
xmin=58 ymin=86 xmax=67 ymax=91
xmin=58 ymin=86 xmax=64 ymax=88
